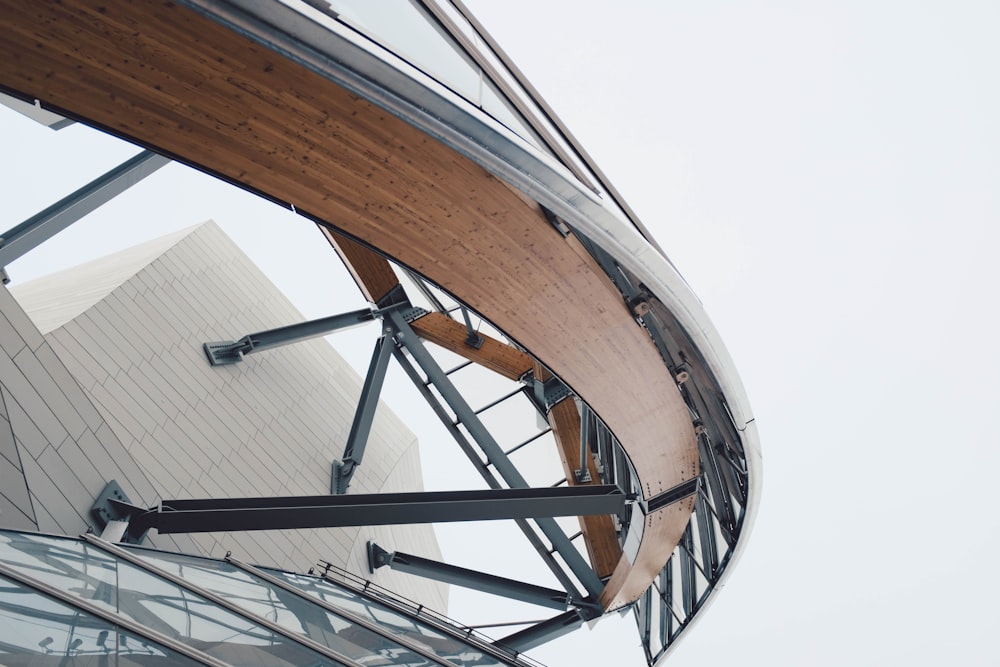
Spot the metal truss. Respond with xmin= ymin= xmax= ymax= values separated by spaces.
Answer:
xmin=187 ymin=235 xmax=747 ymax=658
xmin=3 ymin=3 xmax=756 ymax=660
xmin=0 ymin=149 xmax=169 ymax=280
xmin=8 ymin=120 xmax=749 ymax=662
xmin=567 ymin=220 xmax=752 ymax=665
xmin=97 ymin=485 xmax=625 ymax=543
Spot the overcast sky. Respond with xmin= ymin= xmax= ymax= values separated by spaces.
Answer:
xmin=4 ymin=1 xmax=1000 ymax=665
xmin=464 ymin=1 xmax=1000 ymax=664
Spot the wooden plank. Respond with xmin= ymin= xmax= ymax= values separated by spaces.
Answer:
xmin=0 ymin=0 xmax=699 ymax=610
xmin=319 ymin=228 xmax=400 ymax=305
xmin=547 ymin=398 xmax=622 ymax=579
xmin=408 ymin=312 xmax=532 ymax=381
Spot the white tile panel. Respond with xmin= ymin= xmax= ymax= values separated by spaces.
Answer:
xmin=7 ymin=222 xmax=448 ymax=611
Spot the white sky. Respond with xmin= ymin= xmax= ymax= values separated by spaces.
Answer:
xmin=3 ymin=1 xmax=1000 ymax=665
xmin=464 ymin=1 xmax=1000 ymax=664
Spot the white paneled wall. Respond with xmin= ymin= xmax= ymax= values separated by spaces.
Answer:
xmin=6 ymin=222 xmax=447 ymax=612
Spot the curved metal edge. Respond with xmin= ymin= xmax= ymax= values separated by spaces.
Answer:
xmin=651 ymin=420 xmax=761 ymax=665
xmin=178 ymin=0 xmax=761 ymax=625
xmin=189 ymin=0 xmax=755 ymax=493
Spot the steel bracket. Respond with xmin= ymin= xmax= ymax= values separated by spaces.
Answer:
xmin=541 ymin=206 xmax=571 ymax=237
xmin=367 ymin=542 xmax=603 ymax=615
xmin=524 ymin=373 xmax=573 ymax=414
xmin=203 ymin=306 xmax=378 ymax=365
xmin=641 ymin=477 xmax=700 ymax=514
xmin=89 ymin=480 xmax=148 ymax=544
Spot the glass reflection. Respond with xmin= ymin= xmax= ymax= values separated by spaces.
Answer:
xmin=116 ymin=561 xmax=343 ymax=667
xmin=310 ymin=0 xmax=542 ymax=150
xmin=266 ymin=570 xmax=505 ymax=667
xmin=0 ymin=574 xmax=206 ymax=666
xmin=327 ymin=0 xmax=480 ymax=101
xmin=131 ymin=549 xmax=436 ymax=666
xmin=117 ymin=629 xmax=206 ymax=667
xmin=0 ymin=531 xmax=117 ymax=612
xmin=0 ymin=529 xmax=518 ymax=666
xmin=0 ymin=575 xmax=113 ymax=665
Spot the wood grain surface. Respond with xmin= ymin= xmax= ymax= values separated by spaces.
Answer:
xmin=0 ymin=0 xmax=698 ymax=609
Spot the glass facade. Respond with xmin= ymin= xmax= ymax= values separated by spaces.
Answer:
xmin=287 ymin=0 xmax=548 ymax=152
xmin=0 ymin=530 xmax=528 ymax=667
xmin=0 ymin=574 xmax=210 ymax=666
xmin=264 ymin=569 xmax=506 ymax=667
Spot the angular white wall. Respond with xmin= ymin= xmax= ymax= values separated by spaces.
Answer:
xmin=4 ymin=221 xmax=447 ymax=612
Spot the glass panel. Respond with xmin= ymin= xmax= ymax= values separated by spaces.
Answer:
xmin=304 ymin=0 xmax=544 ymax=151
xmin=480 ymin=78 xmax=545 ymax=148
xmin=0 ymin=573 xmax=211 ymax=666
xmin=0 ymin=574 xmax=115 ymax=665
xmin=326 ymin=0 xmax=481 ymax=102
xmin=0 ymin=530 xmax=117 ymax=612
xmin=116 ymin=560 xmax=343 ymax=667
xmin=117 ymin=629 xmax=208 ymax=667
xmin=267 ymin=570 xmax=506 ymax=667
xmin=129 ymin=549 xmax=435 ymax=667
xmin=417 ymin=0 xmax=598 ymax=184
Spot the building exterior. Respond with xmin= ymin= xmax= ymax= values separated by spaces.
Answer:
xmin=6 ymin=221 xmax=447 ymax=612
xmin=0 ymin=528 xmax=534 ymax=666
xmin=0 ymin=1 xmax=761 ymax=665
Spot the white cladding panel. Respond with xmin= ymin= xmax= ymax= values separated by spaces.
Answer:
xmin=6 ymin=222 xmax=447 ymax=612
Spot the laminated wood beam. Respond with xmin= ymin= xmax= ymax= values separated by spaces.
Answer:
xmin=547 ymin=398 xmax=623 ymax=579
xmin=409 ymin=312 xmax=533 ymax=381
xmin=320 ymin=227 xmax=401 ymax=305
xmin=0 ymin=0 xmax=699 ymax=610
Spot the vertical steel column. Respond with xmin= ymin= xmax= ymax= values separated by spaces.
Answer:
xmin=679 ymin=525 xmax=696 ymax=617
xmin=575 ymin=404 xmax=592 ymax=483
xmin=698 ymin=436 xmax=737 ymax=546
xmin=694 ymin=486 xmax=719 ymax=580
xmin=333 ymin=334 xmax=394 ymax=493
xmin=0 ymin=150 xmax=169 ymax=270
xmin=459 ymin=306 xmax=483 ymax=348
xmin=663 ymin=559 xmax=675 ymax=645
xmin=638 ymin=586 xmax=652 ymax=649
xmin=387 ymin=309 xmax=604 ymax=599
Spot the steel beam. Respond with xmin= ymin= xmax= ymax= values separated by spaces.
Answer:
xmin=459 ymin=306 xmax=483 ymax=349
xmin=368 ymin=542 xmax=600 ymax=613
xmin=387 ymin=309 xmax=606 ymax=598
xmin=333 ymin=334 xmax=394 ymax=493
xmin=698 ymin=436 xmax=738 ymax=546
xmin=204 ymin=306 xmax=375 ymax=365
xmin=118 ymin=485 xmax=625 ymax=538
xmin=679 ymin=525 xmax=697 ymax=618
xmin=496 ymin=609 xmax=591 ymax=653
xmin=0 ymin=150 xmax=169 ymax=269
xmin=638 ymin=586 xmax=653 ymax=649
xmin=694 ymin=487 xmax=719 ymax=581
xmin=643 ymin=477 xmax=700 ymax=513
xmin=390 ymin=346 xmax=586 ymax=600
xmin=663 ymin=556 xmax=675 ymax=644
xmin=575 ymin=404 xmax=593 ymax=483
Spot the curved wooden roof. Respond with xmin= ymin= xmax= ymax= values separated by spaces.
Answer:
xmin=0 ymin=0 xmax=698 ymax=610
